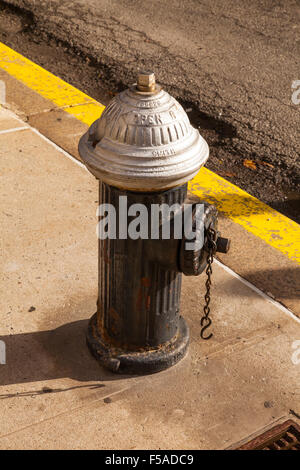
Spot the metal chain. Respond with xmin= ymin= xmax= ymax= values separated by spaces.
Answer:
xmin=200 ymin=226 xmax=217 ymax=340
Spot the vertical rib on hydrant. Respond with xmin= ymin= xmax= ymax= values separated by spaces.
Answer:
xmin=78 ymin=72 xmax=230 ymax=374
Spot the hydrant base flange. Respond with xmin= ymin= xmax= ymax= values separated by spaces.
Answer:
xmin=87 ymin=313 xmax=189 ymax=375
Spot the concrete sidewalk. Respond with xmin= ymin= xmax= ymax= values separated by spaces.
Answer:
xmin=0 ymin=107 xmax=299 ymax=449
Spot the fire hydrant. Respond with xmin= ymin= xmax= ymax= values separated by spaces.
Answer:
xmin=78 ymin=72 xmax=230 ymax=374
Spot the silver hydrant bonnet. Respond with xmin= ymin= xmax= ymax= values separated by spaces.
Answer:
xmin=78 ymin=73 xmax=209 ymax=191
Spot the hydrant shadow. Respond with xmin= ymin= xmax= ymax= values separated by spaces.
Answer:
xmin=0 ymin=320 xmax=137 ymax=387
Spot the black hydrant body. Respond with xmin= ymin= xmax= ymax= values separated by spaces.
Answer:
xmin=78 ymin=72 xmax=227 ymax=374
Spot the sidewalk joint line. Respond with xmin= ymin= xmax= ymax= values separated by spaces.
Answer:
xmin=30 ymin=127 xmax=87 ymax=170
xmin=28 ymin=101 xmax=97 ymax=117
xmin=0 ymin=126 xmax=28 ymax=135
xmin=0 ymin=386 xmax=132 ymax=441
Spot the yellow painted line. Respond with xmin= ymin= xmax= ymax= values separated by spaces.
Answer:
xmin=189 ymin=172 xmax=299 ymax=263
xmin=0 ymin=42 xmax=105 ymax=124
xmin=0 ymin=41 xmax=299 ymax=263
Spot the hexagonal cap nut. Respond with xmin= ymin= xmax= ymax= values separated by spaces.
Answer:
xmin=137 ymin=71 xmax=156 ymax=91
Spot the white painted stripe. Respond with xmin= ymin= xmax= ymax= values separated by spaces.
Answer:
xmin=215 ymin=259 xmax=300 ymax=324
xmin=0 ymin=126 xmax=28 ymax=135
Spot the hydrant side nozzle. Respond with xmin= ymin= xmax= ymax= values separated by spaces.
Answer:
xmin=179 ymin=202 xmax=218 ymax=276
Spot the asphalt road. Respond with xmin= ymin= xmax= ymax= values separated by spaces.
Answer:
xmin=1 ymin=0 xmax=299 ymax=220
